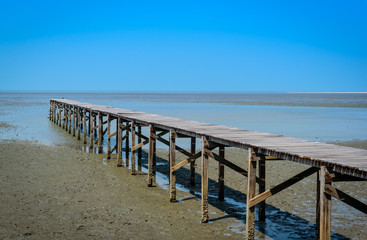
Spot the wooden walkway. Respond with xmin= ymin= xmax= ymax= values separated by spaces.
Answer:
xmin=49 ymin=98 xmax=367 ymax=240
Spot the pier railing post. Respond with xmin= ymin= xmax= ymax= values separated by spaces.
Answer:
xmin=201 ymin=136 xmax=209 ymax=223
xmin=117 ymin=118 xmax=123 ymax=167
xmin=147 ymin=125 xmax=156 ymax=187
xmin=125 ymin=121 xmax=130 ymax=166
xmin=258 ymin=154 xmax=266 ymax=222
xmin=190 ymin=137 xmax=196 ymax=186
xmin=98 ymin=112 xmax=103 ymax=153
xmin=319 ymin=166 xmax=332 ymax=240
xmin=246 ymin=148 xmax=257 ymax=240
xmin=130 ymin=121 xmax=136 ymax=175
xmin=169 ymin=130 xmax=176 ymax=202
xmin=77 ymin=108 xmax=81 ymax=140
xmin=68 ymin=106 xmax=71 ymax=134
xmin=83 ymin=109 xmax=87 ymax=144
xmin=107 ymin=115 xmax=111 ymax=159
xmin=218 ymin=146 xmax=225 ymax=201
xmin=138 ymin=126 xmax=142 ymax=171
xmin=89 ymin=111 xmax=94 ymax=148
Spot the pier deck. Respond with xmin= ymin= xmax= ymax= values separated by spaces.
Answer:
xmin=49 ymin=98 xmax=367 ymax=240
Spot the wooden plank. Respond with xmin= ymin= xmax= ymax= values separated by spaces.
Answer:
xmin=246 ymin=148 xmax=256 ymax=240
xmin=138 ymin=125 xmax=142 ymax=172
xmin=68 ymin=107 xmax=71 ymax=134
xmin=319 ymin=166 xmax=332 ymax=240
xmin=170 ymin=130 xmax=176 ymax=202
xmin=201 ymin=136 xmax=209 ymax=223
xmin=125 ymin=121 xmax=130 ymax=166
xmin=111 ymin=144 xmax=117 ymax=154
xmin=131 ymin=140 xmax=149 ymax=152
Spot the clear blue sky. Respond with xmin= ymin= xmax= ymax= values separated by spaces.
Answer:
xmin=0 ymin=0 xmax=366 ymax=92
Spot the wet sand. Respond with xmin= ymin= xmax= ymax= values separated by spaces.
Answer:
xmin=1 ymin=138 xmax=366 ymax=239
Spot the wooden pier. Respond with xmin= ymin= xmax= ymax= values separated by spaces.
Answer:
xmin=49 ymin=98 xmax=367 ymax=239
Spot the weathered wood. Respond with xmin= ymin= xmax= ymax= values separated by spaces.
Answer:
xmin=201 ymin=136 xmax=209 ymax=223
xmin=107 ymin=115 xmax=111 ymax=159
xmin=73 ymin=108 xmax=76 ymax=136
xmin=83 ymin=109 xmax=87 ymax=144
xmin=319 ymin=166 xmax=332 ymax=240
xmin=98 ymin=112 xmax=103 ymax=153
xmin=190 ymin=137 xmax=196 ymax=186
xmin=68 ymin=107 xmax=71 ymax=134
xmin=246 ymin=148 xmax=256 ymax=240
xmin=108 ymin=132 xmax=117 ymax=139
xmin=138 ymin=126 xmax=142 ymax=172
xmin=89 ymin=110 xmax=94 ymax=148
xmin=77 ymin=108 xmax=80 ymax=139
xmin=156 ymin=135 xmax=192 ymax=158
xmin=117 ymin=118 xmax=123 ymax=167
xmin=147 ymin=125 xmax=156 ymax=187
xmin=130 ymin=121 xmax=136 ymax=175
xmin=327 ymin=184 xmax=367 ymax=214
xmin=170 ymin=130 xmax=177 ymax=202
xmin=218 ymin=146 xmax=225 ymax=201
xmin=316 ymin=171 xmax=320 ymax=239
xmin=258 ymin=154 xmax=266 ymax=222
xmin=249 ymin=167 xmax=318 ymax=208
xmin=125 ymin=121 xmax=130 ymax=166
xmin=111 ymin=144 xmax=117 ymax=154
xmin=93 ymin=115 xmax=97 ymax=138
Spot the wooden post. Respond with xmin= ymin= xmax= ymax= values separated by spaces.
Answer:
xmin=201 ymin=136 xmax=209 ymax=223
xmin=83 ymin=109 xmax=87 ymax=144
xmin=98 ymin=112 xmax=103 ymax=153
xmin=218 ymin=146 xmax=225 ymax=201
xmin=258 ymin=155 xmax=266 ymax=222
xmin=125 ymin=121 xmax=129 ymax=166
xmin=117 ymin=118 xmax=123 ymax=167
xmin=77 ymin=108 xmax=81 ymax=140
xmin=246 ymin=148 xmax=257 ymax=240
xmin=72 ymin=107 xmax=76 ymax=136
xmin=147 ymin=125 xmax=156 ymax=187
xmin=190 ymin=137 xmax=196 ymax=186
xmin=130 ymin=121 xmax=136 ymax=175
xmin=170 ymin=130 xmax=176 ymax=202
xmin=68 ymin=106 xmax=71 ymax=134
xmin=58 ymin=106 xmax=61 ymax=127
xmin=62 ymin=104 xmax=65 ymax=129
xmin=316 ymin=170 xmax=321 ymax=239
xmin=49 ymin=102 xmax=51 ymax=120
xmin=93 ymin=115 xmax=97 ymax=139
xmin=89 ymin=111 xmax=94 ymax=148
xmin=65 ymin=106 xmax=68 ymax=131
xmin=319 ymin=166 xmax=332 ymax=240
xmin=138 ymin=125 xmax=142 ymax=171
xmin=107 ymin=115 xmax=111 ymax=159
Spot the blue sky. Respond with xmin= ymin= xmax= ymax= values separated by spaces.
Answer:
xmin=0 ymin=0 xmax=366 ymax=92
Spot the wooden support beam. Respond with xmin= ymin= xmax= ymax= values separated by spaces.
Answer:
xmin=325 ymin=184 xmax=367 ymax=214
xmin=171 ymin=150 xmax=203 ymax=172
xmin=130 ymin=121 xmax=136 ymax=175
xmin=98 ymin=113 xmax=103 ymax=153
xmin=111 ymin=144 xmax=117 ymax=154
xmin=107 ymin=115 xmax=111 ymax=159
xmin=89 ymin=110 xmax=94 ymax=148
xmin=68 ymin=107 xmax=71 ymax=134
xmin=201 ymin=136 xmax=209 ymax=223
xmin=190 ymin=137 xmax=196 ymax=186
xmin=102 ymin=127 xmax=107 ymax=139
xmin=93 ymin=115 xmax=97 ymax=139
xmin=246 ymin=148 xmax=257 ymax=240
xmin=319 ymin=166 xmax=332 ymax=240
xmin=258 ymin=154 xmax=266 ymax=222
xmin=125 ymin=121 xmax=130 ymax=166
xmin=62 ymin=105 xmax=65 ymax=129
xmin=170 ymin=130 xmax=176 ymax=202
xmin=73 ymin=108 xmax=76 ymax=136
xmin=83 ymin=109 xmax=87 ymax=144
xmin=108 ymin=132 xmax=117 ymax=139
xmin=249 ymin=167 xmax=318 ymax=208
xmin=156 ymin=135 xmax=192 ymax=158
xmin=117 ymin=118 xmax=123 ymax=167
xmin=147 ymin=125 xmax=156 ymax=187
xmin=138 ymin=126 xmax=142 ymax=172
xmin=77 ymin=108 xmax=80 ymax=140
xmin=218 ymin=146 xmax=225 ymax=201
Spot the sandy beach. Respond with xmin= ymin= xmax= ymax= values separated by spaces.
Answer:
xmin=1 ymin=136 xmax=366 ymax=239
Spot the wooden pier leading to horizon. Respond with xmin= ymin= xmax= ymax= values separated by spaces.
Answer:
xmin=49 ymin=98 xmax=367 ymax=240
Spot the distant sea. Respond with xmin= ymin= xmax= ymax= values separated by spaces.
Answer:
xmin=0 ymin=92 xmax=366 ymax=145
